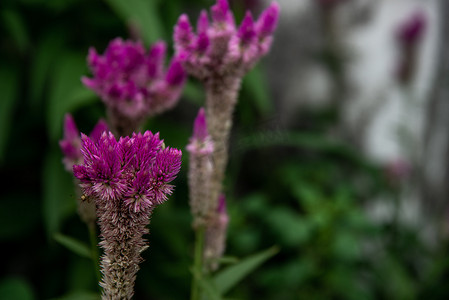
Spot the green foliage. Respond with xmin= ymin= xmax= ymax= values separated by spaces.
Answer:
xmin=54 ymin=233 xmax=92 ymax=259
xmin=213 ymin=246 xmax=279 ymax=295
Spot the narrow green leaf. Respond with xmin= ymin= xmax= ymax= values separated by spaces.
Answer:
xmin=104 ymin=0 xmax=163 ymax=45
xmin=29 ymin=31 xmax=65 ymax=106
xmin=54 ymin=233 xmax=92 ymax=259
xmin=1 ymin=10 xmax=30 ymax=53
xmin=190 ymin=268 xmax=222 ymax=300
xmin=213 ymin=246 xmax=279 ymax=295
xmin=0 ymin=66 xmax=18 ymax=163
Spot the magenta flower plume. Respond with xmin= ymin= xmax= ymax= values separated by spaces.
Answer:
xmin=173 ymin=0 xmax=280 ymax=78
xmin=73 ymin=131 xmax=181 ymax=299
xmin=59 ymin=114 xmax=109 ymax=171
xmin=82 ymin=38 xmax=186 ymax=136
xmin=73 ymin=131 xmax=181 ymax=211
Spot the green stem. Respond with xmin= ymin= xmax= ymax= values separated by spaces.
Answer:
xmin=88 ymin=222 xmax=101 ymax=284
xmin=191 ymin=226 xmax=205 ymax=300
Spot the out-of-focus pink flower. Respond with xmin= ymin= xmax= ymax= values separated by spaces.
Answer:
xmin=397 ymin=11 xmax=426 ymax=47
xmin=59 ymin=114 xmax=108 ymax=171
xmin=173 ymin=0 xmax=280 ymax=79
xmin=82 ymin=38 xmax=186 ymax=134
xmin=395 ymin=11 xmax=427 ymax=84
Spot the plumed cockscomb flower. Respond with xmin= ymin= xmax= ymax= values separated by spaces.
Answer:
xmin=73 ymin=130 xmax=181 ymax=211
xmin=73 ymin=130 xmax=181 ymax=299
xmin=82 ymin=38 xmax=187 ymax=136
xmin=59 ymin=113 xmax=108 ymax=171
xmin=173 ymin=0 xmax=280 ymax=79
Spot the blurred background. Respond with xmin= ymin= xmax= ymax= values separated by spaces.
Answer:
xmin=1 ymin=0 xmax=448 ymax=299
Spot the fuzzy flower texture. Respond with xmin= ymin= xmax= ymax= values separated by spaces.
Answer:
xmin=174 ymin=0 xmax=280 ymax=79
xmin=82 ymin=38 xmax=186 ymax=135
xmin=73 ymin=131 xmax=181 ymax=299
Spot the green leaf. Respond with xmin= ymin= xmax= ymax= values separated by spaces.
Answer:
xmin=183 ymin=80 xmax=205 ymax=106
xmin=0 ymin=277 xmax=35 ymax=300
xmin=54 ymin=233 xmax=92 ymax=259
xmin=1 ymin=10 xmax=30 ymax=53
xmin=264 ymin=208 xmax=311 ymax=247
xmin=242 ymin=66 xmax=273 ymax=116
xmin=213 ymin=246 xmax=279 ymax=295
xmin=191 ymin=268 xmax=222 ymax=300
xmin=29 ymin=31 xmax=65 ymax=106
xmin=47 ymin=52 xmax=97 ymax=141
xmin=104 ymin=0 xmax=163 ymax=45
xmin=42 ymin=149 xmax=77 ymax=237
xmin=0 ymin=66 xmax=18 ymax=164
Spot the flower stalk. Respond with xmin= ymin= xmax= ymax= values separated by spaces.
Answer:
xmin=176 ymin=0 xmax=279 ymax=273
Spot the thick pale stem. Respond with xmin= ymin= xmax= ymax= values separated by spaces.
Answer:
xmin=204 ymin=75 xmax=242 ymax=213
xmin=188 ymin=153 xmax=213 ymax=228
xmin=97 ymin=200 xmax=150 ymax=300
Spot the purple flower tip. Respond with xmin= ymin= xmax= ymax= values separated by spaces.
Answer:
xmin=197 ymin=10 xmax=210 ymax=34
xmin=63 ymin=113 xmax=80 ymax=141
xmin=166 ymin=60 xmax=186 ymax=86
xmin=397 ymin=11 xmax=426 ymax=46
xmin=174 ymin=14 xmax=195 ymax=49
xmin=193 ymin=107 xmax=209 ymax=141
xmin=256 ymin=1 xmax=280 ymax=38
xmin=147 ymin=41 xmax=167 ymax=78
xmin=211 ymin=0 xmax=232 ymax=24
xmin=239 ymin=11 xmax=257 ymax=44
xmin=90 ymin=119 xmax=109 ymax=142
xmin=196 ymin=32 xmax=210 ymax=53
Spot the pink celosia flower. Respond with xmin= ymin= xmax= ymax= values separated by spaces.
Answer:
xmin=73 ymin=131 xmax=181 ymax=299
xmin=82 ymin=38 xmax=186 ymax=135
xmin=397 ymin=11 xmax=426 ymax=47
xmin=187 ymin=108 xmax=214 ymax=227
xmin=73 ymin=131 xmax=181 ymax=211
xmin=59 ymin=113 xmax=108 ymax=171
xmin=395 ymin=11 xmax=426 ymax=84
xmin=173 ymin=0 xmax=280 ymax=79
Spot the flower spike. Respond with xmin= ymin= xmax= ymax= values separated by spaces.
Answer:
xmin=73 ymin=130 xmax=181 ymax=298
